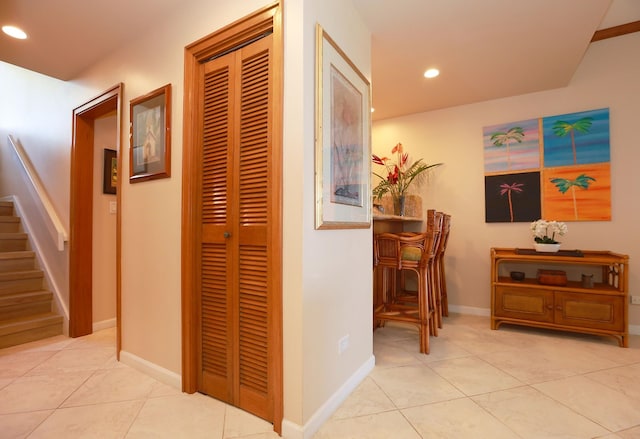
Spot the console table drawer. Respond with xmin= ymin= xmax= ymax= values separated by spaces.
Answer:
xmin=495 ymin=286 xmax=553 ymax=323
xmin=555 ymin=291 xmax=624 ymax=332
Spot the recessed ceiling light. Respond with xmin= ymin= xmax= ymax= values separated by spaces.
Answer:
xmin=2 ymin=25 xmax=27 ymax=40
xmin=423 ymin=68 xmax=440 ymax=79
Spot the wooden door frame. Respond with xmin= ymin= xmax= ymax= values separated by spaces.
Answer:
xmin=70 ymin=84 xmax=123 ymax=357
xmin=181 ymin=2 xmax=283 ymax=432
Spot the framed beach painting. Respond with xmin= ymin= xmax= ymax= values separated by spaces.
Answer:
xmin=314 ymin=24 xmax=371 ymax=229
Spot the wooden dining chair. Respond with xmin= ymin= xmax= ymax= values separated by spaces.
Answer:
xmin=435 ymin=213 xmax=452 ymax=320
xmin=373 ymin=215 xmax=441 ymax=354
xmin=395 ymin=210 xmax=443 ymax=336
xmin=373 ymin=232 xmax=402 ymax=317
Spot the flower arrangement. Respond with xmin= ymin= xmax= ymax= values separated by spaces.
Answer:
xmin=371 ymin=142 xmax=441 ymax=206
xmin=530 ymin=219 xmax=568 ymax=244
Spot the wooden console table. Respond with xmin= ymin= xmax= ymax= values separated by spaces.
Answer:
xmin=490 ymin=247 xmax=629 ymax=347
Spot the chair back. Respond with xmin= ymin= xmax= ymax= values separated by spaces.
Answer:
xmin=374 ymin=233 xmax=401 ymax=268
xmin=437 ymin=214 xmax=451 ymax=255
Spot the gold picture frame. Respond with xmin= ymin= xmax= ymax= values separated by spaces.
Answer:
xmin=314 ymin=24 xmax=371 ymax=229
xmin=129 ymin=84 xmax=171 ymax=182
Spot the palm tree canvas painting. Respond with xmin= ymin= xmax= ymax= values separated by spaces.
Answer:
xmin=484 ymin=108 xmax=611 ymax=223
xmin=485 ymin=172 xmax=541 ymax=223
xmin=543 ymin=164 xmax=611 ymax=221
xmin=542 ymin=108 xmax=610 ymax=167
xmin=483 ymin=118 xmax=540 ymax=173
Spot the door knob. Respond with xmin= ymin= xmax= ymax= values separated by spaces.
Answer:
xmin=223 ymin=231 xmax=231 ymax=238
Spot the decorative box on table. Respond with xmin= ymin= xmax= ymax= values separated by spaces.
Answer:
xmin=536 ymin=269 xmax=567 ymax=286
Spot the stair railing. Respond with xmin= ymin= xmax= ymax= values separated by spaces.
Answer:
xmin=7 ymin=135 xmax=68 ymax=251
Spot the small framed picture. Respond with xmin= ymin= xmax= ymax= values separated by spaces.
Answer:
xmin=129 ymin=84 xmax=171 ymax=182
xmin=103 ymin=148 xmax=117 ymax=194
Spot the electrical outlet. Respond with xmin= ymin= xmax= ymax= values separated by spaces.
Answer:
xmin=631 ymin=296 xmax=640 ymax=305
xmin=338 ymin=335 xmax=350 ymax=354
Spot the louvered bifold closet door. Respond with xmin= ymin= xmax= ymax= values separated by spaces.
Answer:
xmin=198 ymin=33 xmax=274 ymax=422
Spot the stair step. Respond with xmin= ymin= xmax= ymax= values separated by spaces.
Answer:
xmin=0 ymin=312 xmax=63 ymax=348
xmin=0 ymin=251 xmax=35 ymax=272
xmin=0 ymin=232 xmax=28 ymax=252
xmin=0 ymin=290 xmax=53 ymax=320
xmin=0 ymin=270 xmax=44 ymax=295
xmin=0 ymin=201 xmax=14 ymax=217
xmin=0 ymin=216 xmax=20 ymax=233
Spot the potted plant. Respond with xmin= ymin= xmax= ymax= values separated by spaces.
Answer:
xmin=530 ymin=219 xmax=568 ymax=252
xmin=372 ymin=142 xmax=442 ymax=216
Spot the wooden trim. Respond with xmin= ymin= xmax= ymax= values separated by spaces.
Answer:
xmin=115 ymin=85 xmax=123 ymax=360
xmin=591 ymin=20 xmax=640 ymax=42
xmin=270 ymin=4 xmax=284 ymax=431
xmin=181 ymin=43 xmax=201 ymax=394
xmin=70 ymin=84 xmax=122 ymax=354
xmin=181 ymin=1 xmax=282 ymax=433
xmin=185 ymin=3 xmax=277 ymax=61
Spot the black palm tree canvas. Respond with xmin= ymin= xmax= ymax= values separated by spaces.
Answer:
xmin=485 ymin=172 xmax=541 ymax=223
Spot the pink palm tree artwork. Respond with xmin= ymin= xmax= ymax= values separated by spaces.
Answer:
xmin=500 ymin=182 xmax=524 ymax=222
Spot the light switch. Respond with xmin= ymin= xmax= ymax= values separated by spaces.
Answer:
xmin=109 ymin=201 xmax=117 ymax=214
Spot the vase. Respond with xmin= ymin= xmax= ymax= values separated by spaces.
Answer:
xmin=393 ymin=195 xmax=406 ymax=216
xmin=534 ymin=243 xmax=561 ymax=253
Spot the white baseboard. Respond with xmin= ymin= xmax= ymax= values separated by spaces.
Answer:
xmin=119 ymin=350 xmax=182 ymax=390
xmin=93 ymin=318 xmax=116 ymax=332
xmin=281 ymin=355 xmax=375 ymax=439
xmin=448 ymin=304 xmax=490 ymax=317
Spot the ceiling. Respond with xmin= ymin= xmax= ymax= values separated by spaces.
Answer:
xmin=1 ymin=0 xmax=639 ymax=121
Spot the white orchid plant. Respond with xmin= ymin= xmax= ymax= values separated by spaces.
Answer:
xmin=530 ymin=219 xmax=568 ymax=244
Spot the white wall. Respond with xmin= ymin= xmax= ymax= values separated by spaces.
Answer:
xmin=92 ymin=113 xmax=117 ymax=328
xmin=282 ymin=1 xmax=373 ymax=436
xmin=373 ymin=32 xmax=640 ymax=326
xmin=72 ymin=0 xmax=279 ymax=379
xmin=0 ymin=62 xmax=89 ymax=327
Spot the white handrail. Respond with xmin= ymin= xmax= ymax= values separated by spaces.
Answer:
xmin=7 ymin=135 xmax=68 ymax=251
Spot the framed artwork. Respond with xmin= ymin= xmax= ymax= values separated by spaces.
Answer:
xmin=129 ymin=84 xmax=171 ymax=182
xmin=483 ymin=108 xmax=611 ymax=222
xmin=314 ymin=24 xmax=371 ymax=229
xmin=102 ymin=148 xmax=117 ymax=194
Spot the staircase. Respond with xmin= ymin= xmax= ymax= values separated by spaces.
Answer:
xmin=0 ymin=200 xmax=63 ymax=348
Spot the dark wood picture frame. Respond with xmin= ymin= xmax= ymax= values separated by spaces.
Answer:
xmin=129 ymin=84 xmax=171 ymax=182
xmin=103 ymin=148 xmax=117 ymax=194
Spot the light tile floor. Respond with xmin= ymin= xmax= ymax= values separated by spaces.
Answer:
xmin=315 ymin=314 xmax=640 ymax=439
xmin=2 ymin=315 xmax=640 ymax=438
xmin=0 ymin=327 xmax=280 ymax=439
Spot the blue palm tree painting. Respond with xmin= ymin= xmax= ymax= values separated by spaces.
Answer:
xmin=542 ymin=108 xmax=610 ymax=167
xmin=483 ymin=118 xmax=539 ymax=173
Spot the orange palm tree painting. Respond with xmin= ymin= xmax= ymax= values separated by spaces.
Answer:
xmin=543 ymin=164 xmax=611 ymax=221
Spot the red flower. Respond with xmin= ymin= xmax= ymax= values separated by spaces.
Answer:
xmin=387 ymin=166 xmax=399 ymax=184
xmin=372 ymin=154 xmax=388 ymax=165
xmin=391 ymin=142 xmax=403 ymax=154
